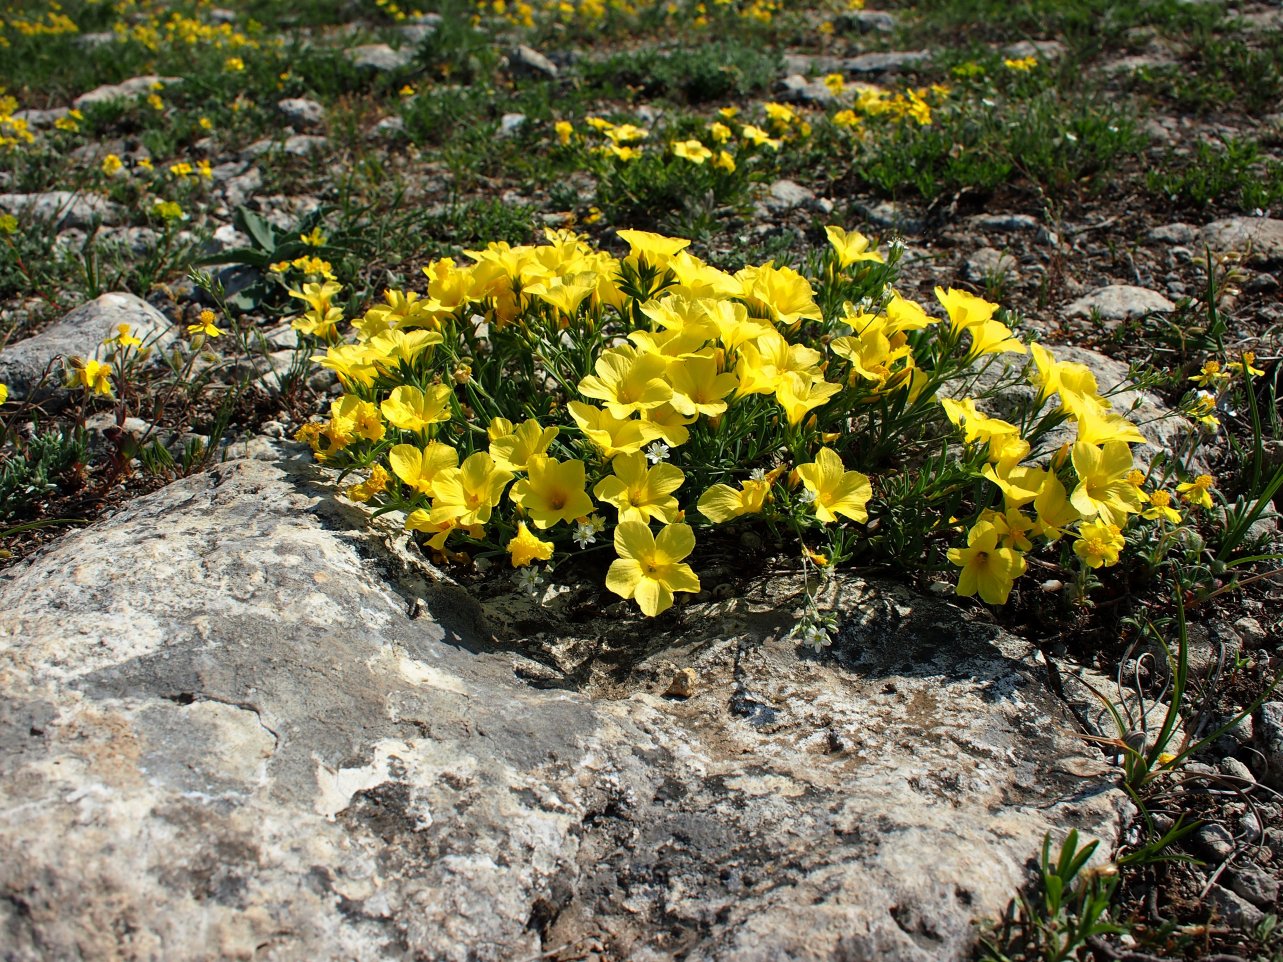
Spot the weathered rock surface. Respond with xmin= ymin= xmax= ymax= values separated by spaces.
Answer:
xmin=0 ymin=457 xmax=1128 ymax=961
xmin=1064 ymin=285 xmax=1177 ymax=326
xmin=73 ymin=75 xmax=181 ymax=109
xmin=346 ymin=43 xmax=415 ymax=73
xmin=1201 ymin=216 xmax=1283 ymax=267
xmin=0 ymin=190 xmax=124 ymax=229
xmin=0 ymin=292 xmax=175 ymax=400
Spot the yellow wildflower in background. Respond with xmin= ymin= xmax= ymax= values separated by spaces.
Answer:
xmin=187 ymin=309 xmax=223 ymax=338
xmin=101 ymin=153 xmax=124 ymax=176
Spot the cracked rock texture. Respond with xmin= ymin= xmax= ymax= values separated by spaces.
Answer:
xmin=0 ymin=457 xmax=1128 ymax=961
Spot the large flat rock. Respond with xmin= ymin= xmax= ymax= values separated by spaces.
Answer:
xmin=0 ymin=457 xmax=1128 ymax=961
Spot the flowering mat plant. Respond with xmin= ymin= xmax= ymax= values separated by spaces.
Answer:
xmin=291 ymin=226 xmax=1235 ymax=648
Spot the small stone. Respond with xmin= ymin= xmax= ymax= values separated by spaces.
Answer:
xmin=0 ymin=191 xmax=124 ymax=230
xmin=372 ymin=116 xmax=406 ymax=139
xmin=664 ymin=668 xmax=698 ymax=699
xmin=1233 ymin=617 xmax=1266 ymax=646
xmin=1208 ymin=884 xmax=1265 ymax=930
xmin=1002 ymin=40 xmax=1067 ymax=61
xmin=1201 ymin=217 xmax=1283 ymax=267
xmin=277 ymin=97 xmax=325 ymax=128
xmin=843 ymin=50 xmax=930 ymax=74
xmin=498 ymin=113 xmax=527 ymax=137
xmin=1229 ymin=866 xmax=1278 ymax=908
xmin=836 ymin=9 xmax=896 ymax=32
xmin=1147 ymin=222 xmax=1199 ymax=245
xmin=508 ymin=44 xmax=558 ymax=79
xmin=962 ymin=247 xmax=1017 ymax=284
xmin=208 ymin=223 xmax=251 ymax=253
xmin=1218 ymin=757 xmax=1254 ymax=783
xmin=776 ymin=75 xmax=838 ymax=106
xmin=1189 ymin=823 xmax=1236 ymax=862
xmin=762 ymin=179 xmax=816 ymax=213
xmin=1256 ymin=701 xmax=1283 ymax=788
xmin=394 ymin=14 xmax=441 ymax=44
xmin=74 ymin=75 xmax=181 ymax=109
xmin=345 ymin=43 xmax=415 ymax=73
xmin=853 ymin=199 xmax=922 ymax=234
xmin=244 ymin=135 xmax=329 ymax=158
xmin=971 ymin=213 xmax=1040 ymax=232
xmin=1064 ymin=285 xmax=1176 ymax=327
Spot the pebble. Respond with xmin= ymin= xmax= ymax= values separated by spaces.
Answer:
xmin=1229 ymin=866 xmax=1278 ymax=908
xmin=1188 ymin=822 xmax=1236 ymax=862
xmin=346 ymin=44 xmax=415 ymax=73
xmin=277 ymin=97 xmax=325 ymax=129
xmin=508 ymin=44 xmax=558 ymax=79
xmin=1063 ymin=285 xmax=1176 ymax=326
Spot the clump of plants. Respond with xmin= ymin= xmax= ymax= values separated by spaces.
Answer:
xmin=289 ymin=226 xmax=1244 ymax=644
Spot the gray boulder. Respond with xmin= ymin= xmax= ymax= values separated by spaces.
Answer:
xmin=346 ymin=43 xmax=415 ymax=73
xmin=0 ymin=292 xmax=175 ymax=401
xmin=1064 ymin=285 xmax=1176 ymax=327
xmin=74 ymin=75 xmax=181 ymax=109
xmin=0 ymin=457 xmax=1128 ymax=961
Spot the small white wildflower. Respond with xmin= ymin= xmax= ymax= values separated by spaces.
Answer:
xmin=749 ymin=467 xmax=767 ymax=481
xmin=802 ymin=624 xmax=831 ymax=653
xmin=516 ymin=566 xmax=544 ymax=594
xmin=644 ymin=441 xmax=671 ymax=465
xmin=573 ymin=520 xmax=597 ymax=549
xmin=797 ymin=487 xmax=817 ymax=504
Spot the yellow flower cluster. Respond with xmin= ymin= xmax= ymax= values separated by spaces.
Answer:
xmin=297 ymin=227 xmax=905 ymax=615
xmin=937 ymin=290 xmax=1206 ymax=604
xmin=0 ymin=5 xmax=79 ymax=43
xmin=0 ymin=94 xmax=36 ymax=149
xmin=830 ymin=82 xmax=948 ymax=130
xmin=479 ymin=0 xmax=787 ymax=30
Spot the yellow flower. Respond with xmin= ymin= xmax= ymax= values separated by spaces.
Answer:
xmin=712 ymin=150 xmax=735 ymax=173
xmin=68 ymin=357 xmax=113 ymax=396
xmin=1003 ymin=55 xmax=1038 ymax=71
xmin=0 ymin=382 xmax=7 ymax=405
xmin=939 ymin=397 xmax=1020 ymax=447
xmin=948 ymin=521 xmax=1026 ymax=604
xmin=169 ymin=161 xmax=194 ymax=178
xmin=507 ymin=521 xmax=554 ymax=567
xmin=0 ymin=214 xmax=16 ymax=235
xmin=708 ymin=121 xmax=732 ymax=143
xmin=198 ymin=116 xmax=213 ymax=131
xmin=104 ymin=323 xmax=142 ymax=350
xmin=672 ymin=139 xmax=713 ymax=164
xmin=299 ymin=226 xmax=327 ymax=247
xmin=380 ymin=384 xmax=453 ymax=434
xmin=567 ymin=401 xmax=659 ymax=458
xmin=666 ymin=355 xmax=738 ymax=419
xmin=389 ymin=441 xmax=458 ymax=498
xmin=577 ymin=346 xmax=673 ymax=419
xmin=775 ymin=371 xmax=840 ymax=426
xmin=224 ymin=56 xmax=246 ymax=72
xmin=593 ymin=452 xmax=684 ymax=524
xmin=332 ymin=395 xmax=384 ymax=442
xmin=605 ymin=521 xmax=701 ymax=617
xmin=430 ymin=452 xmax=513 ymax=527
xmin=1176 ymin=474 xmax=1215 ymax=510
xmin=101 ymin=153 xmax=124 ymax=177
xmin=1142 ymin=490 xmax=1182 ymax=524
xmin=740 ymin=124 xmax=781 ymax=149
xmin=187 ymin=309 xmax=223 ymax=338
xmin=697 ymin=478 xmax=772 ymax=522
xmin=1070 ymin=441 xmax=1145 ymax=524
xmin=935 ymin=286 xmax=998 ymax=331
xmin=146 ymin=93 xmax=164 ymax=112
xmin=345 ymin=464 xmax=389 ymax=503
xmin=1227 ymin=352 xmax=1263 ymax=378
xmin=554 ymin=119 xmax=573 ymax=145
xmin=1190 ymin=359 xmax=1230 ymax=388
xmin=153 ymin=200 xmax=185 ymax=221
xmin=508 ymin=455 xmax=594 ymax=529
xmin=616 ymin=229 xmax=690 ymax=270
xmin=795 ymin=448 xmax=872 ymax=524
xmin=823 ymin=226 xmax=884 ymax=267
xmin=1073 ymin=519 xmax=1125 ymax=569
xmin=488 ymin=417 xmax=559 ymax=472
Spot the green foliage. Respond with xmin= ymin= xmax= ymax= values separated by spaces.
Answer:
xmin=1147 ymin=138 xmax=1283 ymax=212
xmin=581 ymin=42 xmax=781 ymax=105
xmin=0 ymin=427 xmax=87 ymax=522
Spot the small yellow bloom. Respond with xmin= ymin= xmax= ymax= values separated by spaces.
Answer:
xmin=198 ymin=116 xmax=213 ymax=131
xmin=147 ymin=93 xmax=164 ymax=112
xmin=509 ymin=455 xmax=594 ymax=529
xmin=224 ymin=56 xmax=246 ymax=72
xmin=672 ymin=139 xmax=713 ymax=164
xmin=104 ymin=323 xmax=142 ymax=350
xmin=67 ymin=357 xmax=113 ymax=397
xmin=1073 ymin=518 xmax=1125 ymax=569
xmin=948 ymin=521 xmax=1026 ymax=604
xmin=1003 ymin=55 xmax=1038 ymax=71
xmin=187 ymin=309 xmax=223 ymax=338
xmin=0 ymin=214 xmax=17 ymax=235
xmin=1176 ymin=474 xmax=1215 ymax=510
xmin=101 ymin=153 xmax=124 ymax=177
xmin=153 ymin=199 xmax=184 ymax=221
xmin=507 ymin=521 xmax=554 ymax=567
xmin=0 ymin=382 xmax=8 ymax=405
xmin=345 ymin=464 xmax=390 ymax=503
xmin=1142 ymin=490 xmax=1182 ymax=524
xmin=299 ymin=226 xmax=327 ymax=247
xmin=697 ymin=478 xmax=772 ymax=523
xmin=554 ymin=120 xmax=573 ymax=145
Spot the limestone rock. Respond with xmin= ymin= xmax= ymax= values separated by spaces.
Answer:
xmin=844 ymin=50 xmax=930 ymax=74
xmin=74 ymin=75 xmax=181 ymax=109
xmin=346 ymin=43 xmax=415 ymax=73
xmin=1201 ymin=217 xmax=1283 ymax=267
xmin=762 ymin=178 xmax=818 ymax=213
xmin=0 ymin=292 xmax=175 ymax=401
xmin=0 ymin=459 xmax=1128 ymax=961
xmin=244 ymin=134 xmax=329 ymax=158
xmin=1065 ymin=285 xmax=1176 ymax=326
xmin=837 ymin=9 xmax=897 ymax=32
xmin=777 ymin=74 xmax=839 ymax=106
xmin=277 ymin=97 xmax=325 ymax=128
xmin=1257 ymin=701 xmax=1283 ymax=789
xmin=508 ymin=44 xmax=558 ymax=79
xmin=0 ymin=190 xmax=124 ymax=229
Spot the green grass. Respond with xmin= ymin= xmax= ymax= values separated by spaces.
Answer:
xmin=1147 ymin=137 xmax=1283 ymax=212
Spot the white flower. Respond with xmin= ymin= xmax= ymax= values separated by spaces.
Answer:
xmin=749 ymin=467 xmax=767 ymax=481
xmin=797 ymin=487 xmax=817 ymax=504
xmin=573 ymin=520 xmax=597 ymax=549
xmin=516 ymin=567 xmax=544 ymax=593
xmin=644 ymin=441 xmax=671 ymax=465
